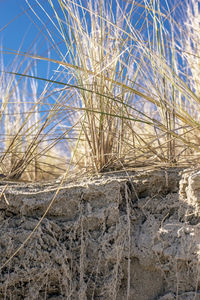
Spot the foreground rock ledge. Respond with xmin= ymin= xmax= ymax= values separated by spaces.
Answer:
xmin=0 ymin=168 xmax=199 ymax=300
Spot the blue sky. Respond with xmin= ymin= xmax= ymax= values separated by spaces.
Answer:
xmin=0 ymin=0 xmax=185 ymax=49
xmin=1 ymin=1 xmax=34 ymax=58
xmin=0 ymin=0 xmax=187 ymax=77
xmin=0 ymin=0 xmax=49 ymax=76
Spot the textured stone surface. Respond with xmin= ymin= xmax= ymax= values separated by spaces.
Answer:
xmin=158 ymin=292 xmax=200 ymax=300
xmin=0 ymin=168 xmax=199 ymax=299
xmin=180 ymin=168 xmax=200 ymax=218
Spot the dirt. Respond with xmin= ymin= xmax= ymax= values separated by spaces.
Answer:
xmin=0 ymin=168 xmax=199 ymax=299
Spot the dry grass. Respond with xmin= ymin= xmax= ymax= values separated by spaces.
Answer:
xmin=0 ymin=0 xmax=200 ymax=180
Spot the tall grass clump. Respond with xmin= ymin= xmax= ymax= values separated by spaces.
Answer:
xmin=24 ymin=0 xmax=168 ymax=173
xmin=1 ymin=0 xmax=200 ymax=179
xmin=175 ymin=0 xmax=200 ymax=161
xmin=26 ymin=0 xmax=152 ymax=173
xmin=184 ymin=0 xmax=200 ymax=97
xmin=0 ymin=54 xmax=70 ymax=180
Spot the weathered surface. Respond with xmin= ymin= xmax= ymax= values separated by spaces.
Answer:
xmin=180 ymin=168 xmax=200 ymax=219
xmin=0 ymin=168 xmax=199 ymax=299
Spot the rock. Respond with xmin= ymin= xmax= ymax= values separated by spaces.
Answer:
xmin=0 ymin=168 xmax=199 ymax=299
xmin=180 ymin=168 xmax=200 ymax=218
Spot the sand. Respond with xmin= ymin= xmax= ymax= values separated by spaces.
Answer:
xmin=0 ymin=168 xmax=199 ymax=299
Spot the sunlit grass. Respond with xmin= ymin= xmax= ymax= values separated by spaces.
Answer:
xmin=1 ymin=0 xmax=200 ymax=180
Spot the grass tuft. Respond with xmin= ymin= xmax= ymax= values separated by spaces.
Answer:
xmin=0 ymin=0 xmax=200 ymax=180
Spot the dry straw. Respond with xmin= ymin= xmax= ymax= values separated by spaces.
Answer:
xmin=1 ymin=0 xmax=200 ymax=180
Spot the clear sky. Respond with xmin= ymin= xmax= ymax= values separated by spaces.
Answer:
xmin=0 ymin=0 xmax=49 ymax=77
xmin=0 ymin=1 xmax=35 ymax=59
xmin=0 ymin=0 xmax=186 ymax=75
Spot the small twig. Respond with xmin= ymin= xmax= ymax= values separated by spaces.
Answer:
xmin=0 ymin=184 xmax=9 ymax=205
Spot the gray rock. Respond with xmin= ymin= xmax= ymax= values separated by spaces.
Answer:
xmin=0 ymin=168 xmax=199 ymax=299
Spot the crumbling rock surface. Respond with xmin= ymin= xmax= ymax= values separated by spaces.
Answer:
xmin=0 ymin=168 xmax=199 ymax=299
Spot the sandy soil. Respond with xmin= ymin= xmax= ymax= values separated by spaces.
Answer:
xmin=0 ymin=168 xmax=199 ymax=299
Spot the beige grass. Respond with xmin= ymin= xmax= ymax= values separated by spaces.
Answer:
xmin=1 ymin=0 xmax=200 ymax=180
